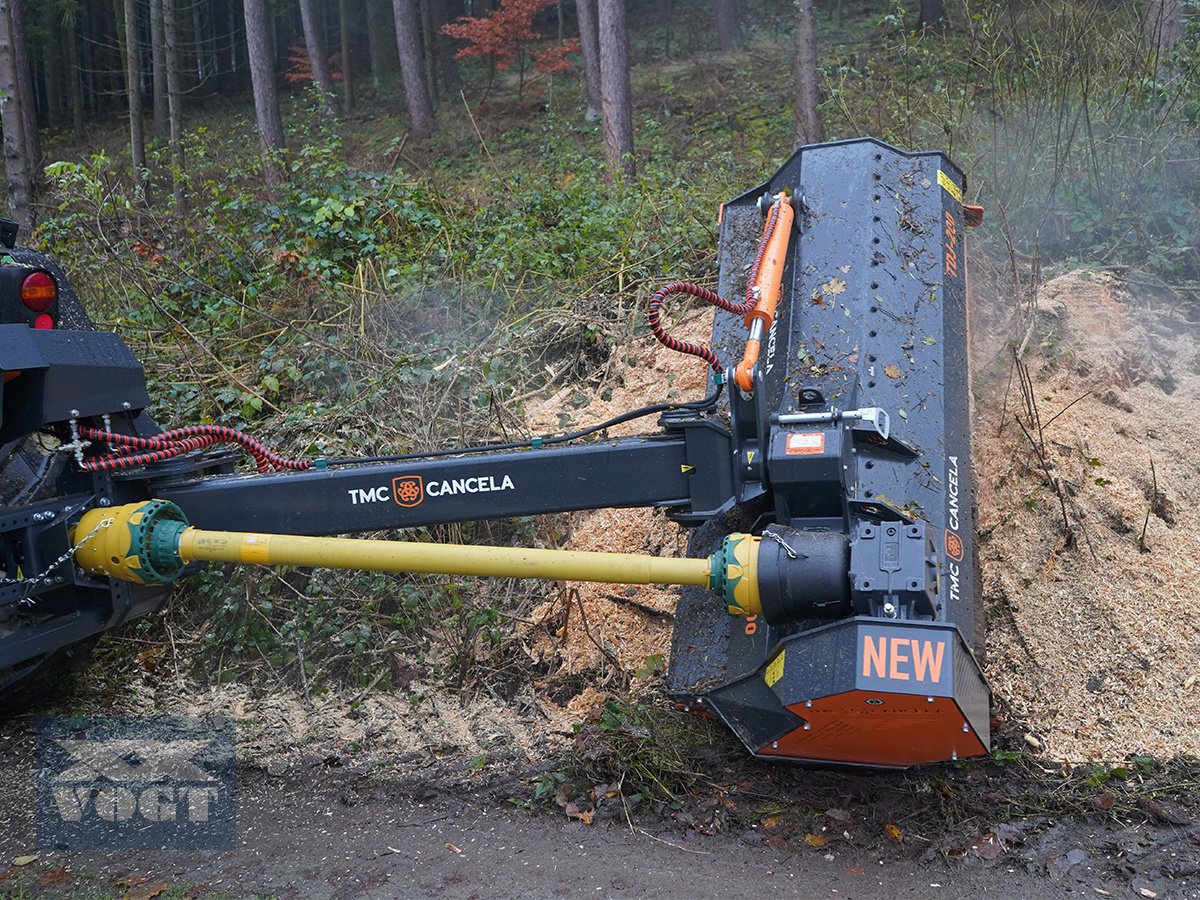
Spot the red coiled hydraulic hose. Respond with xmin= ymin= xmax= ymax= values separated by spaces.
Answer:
xmin=646 ymin=199 xmax=784 ymax=374
xmin=76 ymin=425 xmax=311 ymax=473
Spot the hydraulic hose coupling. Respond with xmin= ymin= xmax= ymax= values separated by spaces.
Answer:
xmin=74 ymin=499 xmax=190 ymax=585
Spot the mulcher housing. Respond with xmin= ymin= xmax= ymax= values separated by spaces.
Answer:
xmin=666 ymin=138 xmax=987 ymax=766
xmin=0 ymin=139 xmax=988 ymax=766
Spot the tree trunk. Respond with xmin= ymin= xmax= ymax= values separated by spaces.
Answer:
xmin=419 ymin=0 xmax=437 ymax=101
xmin=124 ymin=0 xmax=146 ymax=185
xmin=65 ymin=16 xmax=84 ymax=143
xmin=9 ymin=0 xmax=37 ymax=183
xmin=299 ymin=0 xmax=339 ymax=114
xmin=366 ymin=0 xmax=392 ymax=88
xmin=80 ymin=7 xmax=96 ymax=118
xmin=243 ymin=0 xmax=285 ymax=185
xmin=392 ymin=0 xmax=434 ymax=138
xmin=102 ymin=0 xmax=121 ymax=111
xmin=597 ymin=0 xmax=634 ymax=177
xmin=431 ymin=0 xmax=459 ymax=95
xmin=0 ymin=0 xmax=32 ymax=227
xmin=1143 ymin=0 xmax=1183 ymax=60
xmin=163 ymin=0 xmax=186 ymax=207
xmin=191 ymin=0 xmax=205 ymax=79
xmin=791 ymin=0 xmax=823 ymax=149
xmin=715 ymin=0 xmax=741 ymax=51
xmin=43 ymin=14 xmax=63 ymax=131
xmin=339 ymin=0 xmax=355 ymax=113
xmin=150 ymin=0 xmax=168 ymax=138
xmin=917 ymin=0 xmax=947 ymax=30
xmin=577 ymin=0 xmax=602 ymax=121
xmin=226 ymin=0 xmax=241 ymax=92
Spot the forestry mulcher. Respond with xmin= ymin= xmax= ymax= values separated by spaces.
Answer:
xmin=0 ymin=138 xmax=988 ymax=767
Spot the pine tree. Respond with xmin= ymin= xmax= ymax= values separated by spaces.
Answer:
xmin=0 ymin=0 xmax=32 ymax=225
xmin=598 ymin=0 xmax=633 ymax=177
xmin=244 ymin=0 xmax=285 ymax=185
xmin=792 ymin=0 xmax=823 ymax=148
xmin=392 ymin=0 xmax=434 ymax=138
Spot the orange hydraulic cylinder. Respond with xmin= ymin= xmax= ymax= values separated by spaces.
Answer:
xmin=734 ymin=196 xmax=794 ymax=392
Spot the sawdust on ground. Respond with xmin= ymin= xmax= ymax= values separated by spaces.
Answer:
xmin=122 ymin=668 xmax=612 ymax=770
xmin=524 ymin=270 xmax=1200 ymax=764
xmin=976 ymin=269 xmax=1200 ymax=762
xmin=522 ymin=310 xmax=714 ymax=677
xmin=120 ymin=312 xmax=716 ymax=769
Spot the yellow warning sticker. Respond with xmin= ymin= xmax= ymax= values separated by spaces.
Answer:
xmin=765 ymin=650 xmax=786 ymax=687
xmin=937 ymin=169 xmax=963 ymax=204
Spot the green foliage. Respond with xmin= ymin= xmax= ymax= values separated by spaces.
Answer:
xmin=571 ymin=701 xmax=722 ymax=802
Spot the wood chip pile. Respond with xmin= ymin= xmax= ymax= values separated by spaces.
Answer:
xmin=523 ymin=310 xmax=714 ymax=681
xmin=534 ymin=270 xmax=1200 ymax=763
xmin=976 ymin=270 xmax=1199 ymax=761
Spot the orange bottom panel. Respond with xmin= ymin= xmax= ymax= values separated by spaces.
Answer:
xmin=757 ymin=691 xmax=987 ymax=766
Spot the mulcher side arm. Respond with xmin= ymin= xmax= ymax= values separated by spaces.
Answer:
xmin=0 ymin=139 xmax=988 ymax=766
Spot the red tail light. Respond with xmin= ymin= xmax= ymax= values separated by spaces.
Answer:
xmin=33 ymin=313 xmax=54 ymax=329
xmin=21 ymin=271 xmax=56 ymax=311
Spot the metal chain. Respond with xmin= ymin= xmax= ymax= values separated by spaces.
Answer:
xmin=762 ymin=529 xmax=798 ymax=559
xmin=1 ymin=515 xmax=114 ymax=607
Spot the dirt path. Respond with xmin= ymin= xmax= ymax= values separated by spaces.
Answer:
xmin=1 ymin=718 xmax=1197 ymax=899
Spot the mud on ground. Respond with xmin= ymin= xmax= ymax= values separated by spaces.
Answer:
xmin=1 ymin=710 xmax=1197 ymax=898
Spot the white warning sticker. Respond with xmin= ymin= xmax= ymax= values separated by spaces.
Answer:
xmin=786 ymin=433 xmax=826 ymax=455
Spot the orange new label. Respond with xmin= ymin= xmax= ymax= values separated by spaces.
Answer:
xmin=862 ymin=635 xmax=946 ymax=683
xmin=786 ymin=433 xmax=825 ymax=455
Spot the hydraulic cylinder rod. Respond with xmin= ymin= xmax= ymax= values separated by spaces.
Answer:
xmin=733 ymin=193 xmax=795 ymax=393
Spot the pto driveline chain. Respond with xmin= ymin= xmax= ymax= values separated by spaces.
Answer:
xmin=1 ymin=514 xmax=114 ymax=607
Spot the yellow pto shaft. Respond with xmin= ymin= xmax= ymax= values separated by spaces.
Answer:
xmin=175 ymin=526 xmax=712 ymax=586
xmin=73 ymin=500 xmax=736 ymax=597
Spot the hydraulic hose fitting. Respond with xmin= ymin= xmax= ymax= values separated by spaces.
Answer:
xmin=74 ymin=499 xmax=190 ymax=585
